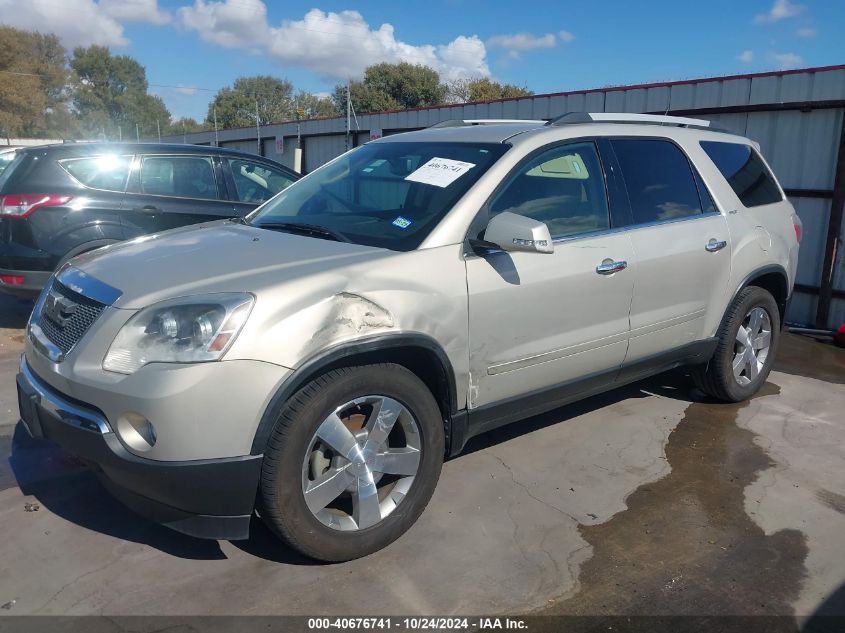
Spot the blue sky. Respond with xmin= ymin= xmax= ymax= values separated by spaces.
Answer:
xmin=1 ymin=0 xmax=842 ymax=120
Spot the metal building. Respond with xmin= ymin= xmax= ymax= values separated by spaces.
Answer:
xmin=163 ymin=64 xmax=845 ymax=329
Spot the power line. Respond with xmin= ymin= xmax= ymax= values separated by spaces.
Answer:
xmin=0 ymin=69 xmax=337 ymax=100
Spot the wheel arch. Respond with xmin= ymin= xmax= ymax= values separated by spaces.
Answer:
xmin=249 ymin=333 xmax=459 ymax=456
xmin=57 ymin=238 xmax=122 ymax=268
xmin=731 ymin=264 xmax=790 ymax=325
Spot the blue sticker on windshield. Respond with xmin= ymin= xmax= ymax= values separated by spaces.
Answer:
xmin=392 ymin=216 xmax=413 ymax=229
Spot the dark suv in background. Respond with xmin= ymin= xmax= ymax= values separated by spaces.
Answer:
xmin=0 ymin=143 xmax=299 ymax=296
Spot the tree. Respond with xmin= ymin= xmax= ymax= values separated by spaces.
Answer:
xmin=446 ymin=77 xmax=533 ymax=103
xmin=334 ymin=63 xmax=447 ymax=114
xmin=70 ymin=45 xmax=171 ymax=139
xmin=166 ymin=117 xmax=205 ymax=137
xmin=206 ymin=76 xmax=295 ymax=129
xmin=293 ymin=91 xmax=339 ymax=119
xmin=206 ymin=76 xmax=338 ymax=128
xmin=0 ymin=26 xmax=73 ymax=139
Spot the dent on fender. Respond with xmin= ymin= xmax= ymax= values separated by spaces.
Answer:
xmin=309 ymin=292 xmax=396 ymax=350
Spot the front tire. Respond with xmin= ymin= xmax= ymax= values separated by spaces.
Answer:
xmin=260 ymin=364 xmax=444 ymax=562
xmin=693 ymin=286 xmax=780 ymax=402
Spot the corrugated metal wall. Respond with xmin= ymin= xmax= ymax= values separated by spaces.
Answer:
xmin=304 ymin=135 xmax=348 ymax=172
xmin=162 ymin=64 xmax=845 ymax=328
xmin=219 ymin=139 xmax=259 ymax=154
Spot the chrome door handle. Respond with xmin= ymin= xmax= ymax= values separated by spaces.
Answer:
xmin=705 ymin=238 xmax=727 ymax=252
xmin=596 ymin=260 xmax=627 ymax=275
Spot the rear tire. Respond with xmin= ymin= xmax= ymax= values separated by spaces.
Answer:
xmin=260 ymin=364 xmax=444 ymax=562
xmin=693 ymin=286 xmax=780 ymax=402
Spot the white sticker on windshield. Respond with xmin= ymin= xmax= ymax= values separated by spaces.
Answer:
xmin=405 ymin=157 xmax=476 ymax=188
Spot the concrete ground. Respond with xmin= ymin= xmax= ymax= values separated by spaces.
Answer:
xmin=0 ymin=292 xmax=843 ymax=620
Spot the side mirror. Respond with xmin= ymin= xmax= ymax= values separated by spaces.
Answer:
xmin=482 ymin=211 xmax=554 ymax=254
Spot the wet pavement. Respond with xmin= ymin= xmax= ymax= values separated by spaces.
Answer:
xmin=544 ymin=382 xmax=809 ymax=619
xmin=0 ymin=292 xmax=843 ymax=622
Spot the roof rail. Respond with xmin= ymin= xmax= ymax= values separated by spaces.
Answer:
xmin=546 ymin=112 xmax=718 ymax=131
xmin=430 ymin=119 xmax=545 ymax=128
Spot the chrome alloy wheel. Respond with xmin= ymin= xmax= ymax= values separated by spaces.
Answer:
xmin=733 ymin=306 xmax=772 ymax=386
xmin=301 ymin=396 xmax=421 ymax=531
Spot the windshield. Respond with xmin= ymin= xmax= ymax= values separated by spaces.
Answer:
xmin=248 ymin=141 xmax=508 ymax=251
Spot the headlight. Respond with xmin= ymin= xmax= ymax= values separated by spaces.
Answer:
xmin=103 ymin=293 xmax=254 ymax=374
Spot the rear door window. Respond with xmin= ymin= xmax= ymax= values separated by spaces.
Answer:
xmin=227 ymin=158 xmax=296 ymax=204
xmin=61 ymin=155 xmax=132 ymax=192
xmin=700 ymin=141 xmax=783 ymax=207
xmin=611 ymin=139 xmax=703 ymax=224
xmin=140 ymin=155 xmax=219 ymax=200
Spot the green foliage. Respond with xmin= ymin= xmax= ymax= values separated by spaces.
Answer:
xmin=206 ymin=76 xmax=338 ymax=128
xmin=447 ymin=77 xmax=533 ymax=103
xmin=334 ymin=63 xmax=448 ymax=114
xmin=207 ymin=76 xmax=294 ymax=129
xmin=70 ymin=45 xmax=171 ymax=139
xmin=0 ymin=26 xmax=73 ymax=139
xmin=293 ymin=91 xmax=340 ymax=119
xmin=166 ymin=117 xmax=205 ymax=137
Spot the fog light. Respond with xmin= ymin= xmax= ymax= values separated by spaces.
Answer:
xmin=117 ymin=412 xmax=157 ymax=452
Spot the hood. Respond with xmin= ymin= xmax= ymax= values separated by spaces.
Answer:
xmin=70 ymin=221 xmax=392 ymax=309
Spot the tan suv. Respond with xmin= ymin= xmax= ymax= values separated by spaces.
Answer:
xmin=16 ymin=113 xmax=801 ymax=560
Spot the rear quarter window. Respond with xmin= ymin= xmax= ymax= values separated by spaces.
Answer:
xmin=700 ymin=141 xmax=783 ymax=207
xmin=0 ymin=151 xmax=29 ymax=192
xmin=61 ymin=155 xmax=132 ymax=192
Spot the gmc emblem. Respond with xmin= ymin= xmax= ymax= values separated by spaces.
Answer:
xmin=43 ymin=290 xmax=77 ymax=326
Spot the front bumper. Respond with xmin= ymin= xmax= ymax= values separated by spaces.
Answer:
xmin=16 ymin=356 xmax=262 ymax=540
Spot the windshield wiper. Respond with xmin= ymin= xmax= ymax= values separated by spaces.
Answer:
xmin=253 ymin=221 xmax=351 ymax=243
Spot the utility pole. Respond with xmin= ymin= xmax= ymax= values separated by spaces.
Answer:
xmin=295 ymin=106 xmax=304 ymax=174
xmin=118 ymin=125 xmax=122 ymax=142
xmin=213 ymin=107 xmax=219 ymax=147
xmin=255 ymin=98 xmax=261 ymax=155
xmin=345 ymin=81 xmax=351 ymax=151
xmin=156 ymin=119 xmax=161 ymax=142
xmin=135 ymin=123 xmax=140 ymax=141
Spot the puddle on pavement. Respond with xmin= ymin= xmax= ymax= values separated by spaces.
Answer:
xmin=774 ymin=334 xmax=845 ymax=385
xmin=541 ymin=380 xmax=809 ymax=619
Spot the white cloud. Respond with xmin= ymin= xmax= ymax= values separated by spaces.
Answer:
xmin=174 ymin=85 xmax=199 ymax=95
xmin=737 ymin=50 xmax=754 ymax=63
xmin=797 ymin=26 xmax=816 ymax=38
xmin=771 ymin=52 xmax=803 ymax=69
xmin=488 ymin=32 xmax=556 ymax=51
xmin=434 ymin=35 xmax=489 ymax=81
xmin=486 ymin=31 xmax=568 ymax=59
xmin=177 ymin=0 xmax=270 ymax=50
xmin=0 ymin=0 xmax=171 ymax=48
xmin=178 ymin=2 xmax=490 ymax=81
xmin=100 ymin=0 xmax=171 ymax=26
xmin=0 ymin=0 xmax=127 ymax=47
xmin=754 ymin=0 xmax=804 ymax=24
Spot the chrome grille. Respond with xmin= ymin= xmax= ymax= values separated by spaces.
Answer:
xmin=35 ymin=280 xmax=106 ymax=356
